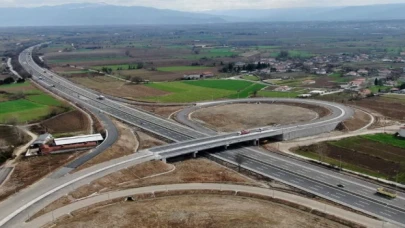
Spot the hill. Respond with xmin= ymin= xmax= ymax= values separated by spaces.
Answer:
xmin=208 ymin=3 xmax=405 ymax=22
xmin=0 ymin=3 xmax=225 ymax=26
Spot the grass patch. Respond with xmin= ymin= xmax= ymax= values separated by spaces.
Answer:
xmin=145 ymin=82 xmax=234 ymax=103
xmin=258 ymin=90 xmax=300 ymax=98
xmin=368 ymin=85 xmax=391 ymax=93
xmin=144 ymin=80 xmax=263 ymax=102
xmin=241 ymin=75 xmax=260 ymax=81
xmin=26 ymin=94 xmax=63 ymax=106
xmin=0 ymin=99 xmax=44 ymax=114
xmin=294 ymin=150 xmax=388 ymax=179
xmin=157 ymin=66 xmax=211 ymax=72
xmin=184 ymin=80 xmax=253 ymax=91
xmin=228 ymin=84 xmax=266 ymax=98
xmin=362 ymin=134 xmax=405 ymax=149
xmin=0 ymin=82 xmax=29 ymax=88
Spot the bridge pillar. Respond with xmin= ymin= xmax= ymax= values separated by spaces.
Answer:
xmin=253 ymin=139 xmax=259 ymax=146
xmin=193 ymin=151 xmax=198 ymax=158
xmin=224 ymin=145 xmax=228 ymax=150
xmin=161 ymin=158 xmax=167 ymax=163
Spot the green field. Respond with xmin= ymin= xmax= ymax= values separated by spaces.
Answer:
xmin=0 ymin=82 xmax=68 ymax=123
xmin=157 ymin=66 xmax=211 ymax=72
xmin=242 ymin=75 xmax=260 ymax=81
xmin=26 ymin=94 xmax=63 ymax=106
xmin=369 ymin=85 xmax=391 ymax=93
xmin=329 ymin=73 xmax=352 ymax=83
xmin=362 ymin=134 xmax=405 ymax=149
xmin=258 ymin=90 xmax=300 ymax=98
xmin=145 ymin=80 xmax=263 ymax=102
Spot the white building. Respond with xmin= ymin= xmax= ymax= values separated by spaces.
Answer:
xmin=309 ymin=90 xmax=325 ymax=95
xmin=399 ymin=127 xmax=405 ymax=138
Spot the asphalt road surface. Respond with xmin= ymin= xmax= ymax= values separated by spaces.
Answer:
xmin=0 ymin=44 xmax=401 ymax=227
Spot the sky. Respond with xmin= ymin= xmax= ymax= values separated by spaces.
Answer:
xmin=0 ymin=0 xmax=405 ymax=11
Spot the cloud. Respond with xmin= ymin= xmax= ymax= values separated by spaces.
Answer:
xmin=1 ymin=0 xmax=405 ymax=11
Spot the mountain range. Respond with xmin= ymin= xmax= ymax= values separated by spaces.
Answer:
xmin=1 ymin=3 xmax=405 ymax=26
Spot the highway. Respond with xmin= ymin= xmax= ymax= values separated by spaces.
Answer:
xmin=0 ymin=44 xmax=402 ymax=227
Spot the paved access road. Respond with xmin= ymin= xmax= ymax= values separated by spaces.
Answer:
xmin=0 ymin=44 xmax=401 ymax=227
xmin=26 ymin=183 xmax=387 ymax=228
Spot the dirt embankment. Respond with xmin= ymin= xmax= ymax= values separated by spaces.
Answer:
xmin=76 ymin=120 xmax=139 ymax=171
xmin=30 ymin=110 xmax=91 ymax=135
xmin=135 ymin=105 xmax=185 ymax=119
xmin=341 ymin=109 xmax=372 ymax=131
xmin=48 ymin=194 xmax=349 ymax=228
xmin=32 ymin=158 xmax=255 ymax=219
xmin=192 ymin=103 xmax=319 ymax=132
xmin=0 ymin=153 xmax=81 ymax=202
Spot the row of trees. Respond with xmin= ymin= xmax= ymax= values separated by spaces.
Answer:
xmin=219 ymin=62 xmax=271 ymax=73
xmin=0 ymin=77 xmax=25 ymax=86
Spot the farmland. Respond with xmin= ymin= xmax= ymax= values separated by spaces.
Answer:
xmin=258 ymin=90 xmax=300 ymax=98
xmin=0 ymin=82 xmax=69 ymax=123
xmin=145 ymin=80 xmax=266 ymax=103
xmin=241 ymin=75 xmax=260 ymax=81
xmin=293 ymin=134 xmax=405 ymax=183
xmin=157 ymin=66 xmax=211 ymax=72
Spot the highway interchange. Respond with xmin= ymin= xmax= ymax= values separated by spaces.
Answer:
xmin=0 ymin=44 xmax=404 ymax=227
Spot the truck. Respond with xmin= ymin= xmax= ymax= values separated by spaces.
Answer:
xmin=238 ymin=130 xmax=250 ymax=135
xmin=376 ymin=187 xmax=397 ymax=199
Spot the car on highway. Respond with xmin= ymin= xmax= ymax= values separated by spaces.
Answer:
xmin=38 ymin=76 xmax=43 ymax=80
xmin=377 ymin=187 xmax=397 ymax=199
xmin=337 ymin=183 xmax=344 ymax=188
xmin=238 ymin=130 xmax=250 ymax=135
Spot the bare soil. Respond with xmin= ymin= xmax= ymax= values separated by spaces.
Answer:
xmin=76 ymin=120 xmax=138 ymax=171
xmin=50 ymin=195 xmax=348 ymax=228
xmin=30 ymin=110 xmax=91 ymax=135
xmin=295 ymin=141 xmax=401 ymax=177
xmin=69 ymin=76 xmax=168 ymax=100
xmin=341 ymin=109 xmax=371 ymax=131
xmin=136 ymin=131 xmax=166 ymax=150
xmin=135 ymin=105 xmax=185 ymax=118
xmin=0 ymin=153 xmax=81 ymax=202
xmin=192 ymin=103 xmax=318 ymax=132
xmin=33 ymin=158 xmax=255 ymax=219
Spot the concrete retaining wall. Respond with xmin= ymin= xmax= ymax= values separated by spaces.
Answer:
xmin=282 ymin=122 xmax=339 ymax=141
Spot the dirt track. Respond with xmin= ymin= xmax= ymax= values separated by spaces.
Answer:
xmin=192 ymin=103 xmax=318 ymax=132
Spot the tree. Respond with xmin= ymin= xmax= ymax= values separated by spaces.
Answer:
xmin=130 ymin=76 xmax=143 ymax=84
xmin=235 ymin=153 xmax=245 ymax=172
xmin=374 ymin=78 xmax=378 ymax=86
xmin=252 ymin=90 xmax=258 ymax=97
xmin=136 ymin=62 xmax=144 ymax=69
xmin=400 ymin=83 xmax=405 ymax=90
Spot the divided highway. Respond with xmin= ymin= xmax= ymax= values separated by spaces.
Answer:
xmin=0 ymin=44 xmax=402 ymax=227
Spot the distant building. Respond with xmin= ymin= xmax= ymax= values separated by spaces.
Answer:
xmin=183 ymin=74 xmax=202 ymax=80
xmin=357 ymin=69 xmax=369 ymax=76
xmin=274 ymin=86 xmax=291 ymax=92
xmin=309 ymin=90 xmax=325 ymax=95
xmin=399 ymin=126 xmax=405 ymax=138
xmin=302 ymin=80 xmax=316 ymax=85
xmin=401 ymin=52 xmax=405 ymax=56
xmin=31 ymin=133 xmax=53 ymax=148
xmin=345 ymin=71 xmax=358 ymax=77
xmin=298 ymin=94 xmax=312 ymax=98
xmin=316 ymin=69 xmax=327 ymax=75
xmin=201 ymin=71 xmax=214 ymax=78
